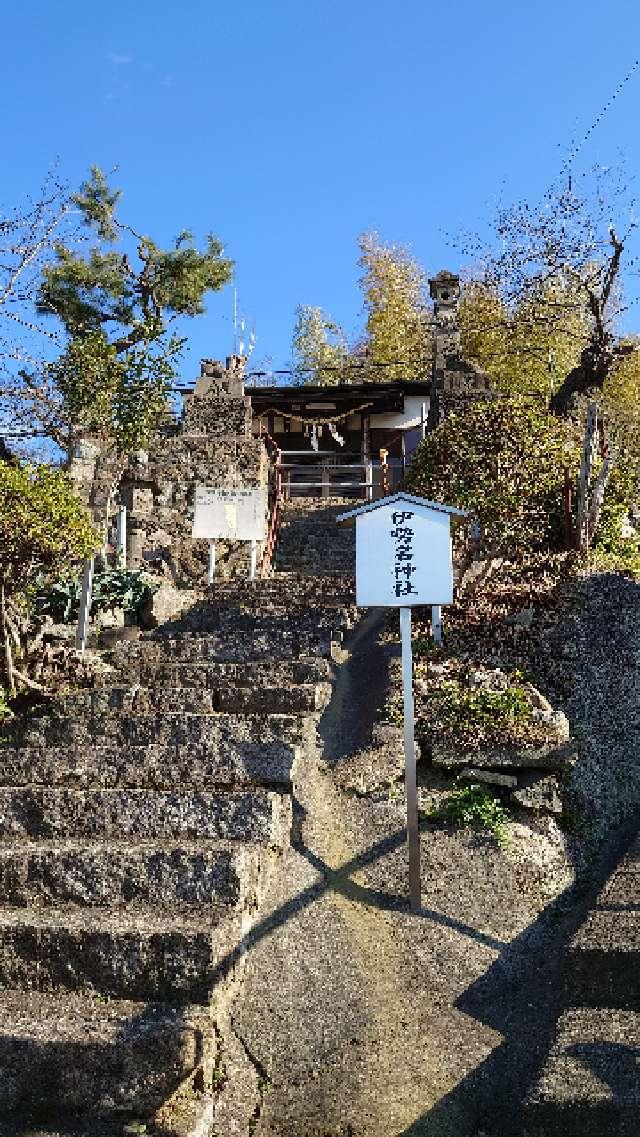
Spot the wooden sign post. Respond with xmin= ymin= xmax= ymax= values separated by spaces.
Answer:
xmin=337 ymin=492 xmax=467 ymax=911
xmin=192 ymin=486 xmax=268 ymax=580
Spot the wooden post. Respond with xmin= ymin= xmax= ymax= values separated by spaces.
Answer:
xmin=400 ymin=606 xmax=421 ymax=911
xmin=380 ymin=448 xmax=389 ymax=495
xmin=321 ymin=463 xmax=330 ymax=499
xmin=365 ymin=461 xmax=373 ymax=502
xmin=75 ymin=557 xmax=95 ymax=655
xmin=362 ymin=413 xmax=371 ymax=500
xmin=431 ymin=605 xmax=442 ymax=644
xmin=208 ymin=541 xmax=216 ymax=585
xmin=115 ymin=505 xmax=127 ymax=568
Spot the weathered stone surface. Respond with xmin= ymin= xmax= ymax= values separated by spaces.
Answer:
xmin=430 ymin=739 xmax=578 ymax=771
xmin=0 ymin=738 xmax=299 ymax=791
xmin=0 ymin=841 xmax=259 ymax=911
xmin=460 ymin=768 xmax=518 ymax=789
xmin=512 ymin=773 xmax=563 ymax=814
xmin=0 ymin=787 xmax=290 ymax=846
xmin=0 ymin=907 xmax=239 ymax=1000
xmin=524 ymin=1008 xmax=640 ymax=1136
xmin=0 ymin=991 xmax=211 ymax=1115
xmin=565 ymin=910 xmax=640 ymax=1009
xmin=139 ymin=584 xmax=199 ymax=629
xmin=19 ymin=708 xmax=304 ymax=751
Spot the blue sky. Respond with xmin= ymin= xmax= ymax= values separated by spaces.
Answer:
xmin=3 ymin=0 xmax=640 ymax=381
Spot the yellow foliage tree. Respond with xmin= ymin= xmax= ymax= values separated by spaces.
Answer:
xmin=357 ymin=232 xmax=432 ymax=382
xmin=459 ymin=277 xmax=591 ymax=400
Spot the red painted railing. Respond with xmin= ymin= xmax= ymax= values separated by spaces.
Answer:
xmin=260 ymin=432 xmax=283 ymax=578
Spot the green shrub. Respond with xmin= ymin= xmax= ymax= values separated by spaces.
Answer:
xmin=34 ymin=568 xmax=157 ymax=624
xmin=430 ymin=782 xmax=510 ymax=847
xmin=406 ymin=398 xmax=583 ymax=555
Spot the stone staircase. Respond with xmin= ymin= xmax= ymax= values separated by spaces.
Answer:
xmin=0 ymin=574 xmax=355 ymax=1133
xmin=275 ymin=497 xmax=356 ymax=575
xmin=524 ymin=830 xmax=640 ymax=1135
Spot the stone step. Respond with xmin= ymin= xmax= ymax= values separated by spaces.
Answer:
xmin=563 ymin=840 xmax=640 ymax=1009
xmin=109 ymin=629 xmax=334 ymax=664
xmin=103 ymin=657 xmax=332 ymax=690
xmin=58 ymin=681 xmax=323 ymax=717
xmin=0 ymin=905 xmax=239 ymax=1000
xmin=0 ymin=840 xmax=260 ymax=912
xmin=0 ymin=736 xmax=299 ymax=790
xmin=0 ymin=787 xmax=290 ymax=846
xmin=176 ymin=607 xmax=350 ymax=638
xmin=0 ymin=990 xmax=212 ymax=1117
xmin=203 ymin=574 xmax=355 ymax=610
xmin=18 ymin=709 xmax=304 ymax=754
xmin=523 ymin=1008 xmax=640 ymax=1136
xmin=564 ymin=909 xmax=640 ymax=1009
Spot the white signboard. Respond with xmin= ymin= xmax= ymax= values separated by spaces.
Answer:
xmin=337 ymin=492 xmax=467 ymax=912
xmin=192 ymin=486 xmax=267 ymax=541
xmin=354 ymin=502 xmax=453 ymax=607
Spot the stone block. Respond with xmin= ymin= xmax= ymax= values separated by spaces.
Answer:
xmin=430 ymin=739 xmax=578 ymax=771
xmin=524 ymin=1008 xmax=640 ymax=1136
xmin=0 ymin=992 xmax=212 ymax=1115
xmin=565 ymin=910 xmax=640 ymax=1009
xmin=0 ymin=907 xmax=239 ymax=1000
xmin=0 ymin=787 xmax=289 ymax=846
xmin=460 ymin=768 xmax=518 ymax=789
xmin=182 ymin=396 xmax=250 ymax=437
xmin=0 ymin=841 xmax=259 ymax=911
xmin=120 ymin=485 xmax=154 ymax=515
xmin=512 ymin=773 xmax=563 ymax=814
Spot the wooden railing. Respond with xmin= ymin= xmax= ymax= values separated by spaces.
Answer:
xmin=279 ymin=458 xmax=403 ymax=501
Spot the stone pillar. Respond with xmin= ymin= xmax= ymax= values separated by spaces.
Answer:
xmin=428 ymin=270 xmax=490 ymax=428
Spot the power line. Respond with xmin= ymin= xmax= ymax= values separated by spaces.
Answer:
xmin=560 ymin=56 xmax=640 ymax=185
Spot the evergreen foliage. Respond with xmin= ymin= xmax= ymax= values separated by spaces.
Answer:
xmin=0 ymin=460 xmax=98 ymax=596
xmin=21 ymin=166 xmax=233 ymax=457
xmin=406 ymin=398 xmax=583 ymax=554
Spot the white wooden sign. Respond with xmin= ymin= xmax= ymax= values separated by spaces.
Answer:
xmin=337 ymin=492 xmax=467 ymax=911
xmin=354 ymin=500 xmax=455 ymax=608
xmin=192 ymin=486 xmax=267 ymax=541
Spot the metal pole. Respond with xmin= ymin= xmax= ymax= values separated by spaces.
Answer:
xmin=421 ymin=402 xmax=427 ymax=441
xmin=431 ymin=604 xmax=442 ymax=644
xmin=75 ymin=557 xmax=95 ymax=655
xmin=399 ymin=606 xmax=421 ymax=911
xmin=116 ymin=505 xmax=127 ymax=568
xmin=208 ymin=541 xmax=216 ymax=585
xmin=249 ymin=539 xmax=257 ymax=580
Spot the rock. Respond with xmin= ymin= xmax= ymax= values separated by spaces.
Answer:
xmin=460 ymin=768 xmax=518 ymax=789
xmin=140 ymin=584 xmax=199 ymax=630
xmin=512 ymin=773 xmax=563 ymax=815
xmin=431 ymin=739 xmax=578 ymax=771
xmin=506 ymin=606 xmax=535 ymax=629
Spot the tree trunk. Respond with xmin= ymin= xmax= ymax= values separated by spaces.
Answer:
xmin=0 ymin=582 xmax=15 ymax=697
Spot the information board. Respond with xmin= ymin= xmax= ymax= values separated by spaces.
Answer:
xmin=192 ymin=486 xmax=268 ymax=541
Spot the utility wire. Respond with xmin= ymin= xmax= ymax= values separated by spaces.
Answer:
xmin=560 ymin=56 xmax=640 ymax=185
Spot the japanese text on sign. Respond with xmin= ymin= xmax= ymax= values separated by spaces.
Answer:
xmin=390 ymin=510 xmax=419 ymax=599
